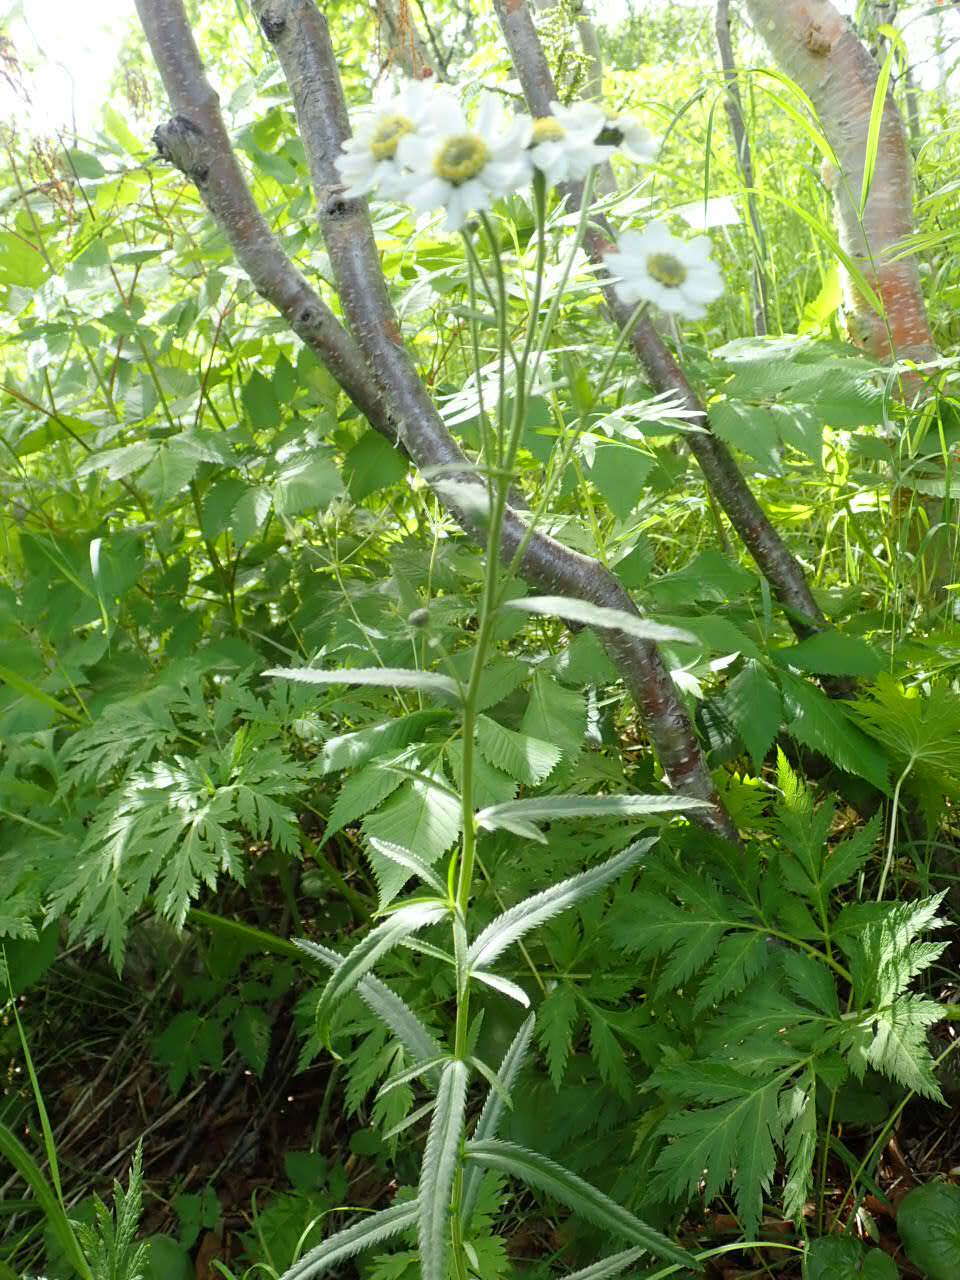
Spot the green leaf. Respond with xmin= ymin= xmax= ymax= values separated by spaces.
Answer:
xmin=467 ymin=839 xmax=654 ymax=971
xmin=775 ymin=632 xmax=883 ymax=677
xmin=344 ymin=431 xmax=408 ymax=501
xmin=896 ymin=1182 xmax=960 ymax=1280
xmin=367 ymin=836 xmax=446 ymax=895
xmin=295 ymin=938 xmax=443 ymax=1073
xmin=242 ymin=369 xmax=281 ymax=429
xmin=325 ymin=759 xmax=407 ymax=838
xmin=650 ymin=1064 xmax=782 ymax=1237
xmin=803 ymin=1237 xmax=897 ymax=1280
xmin=275 ymin=1199 xmax=419 ymax=1280
xmin=538 ymin=984 xmax=578 ymax=1089
xmin=589 ymin=443 xmax=655 ymax=519
xmin=363 ymin=780 xmax=462 ymax=904
xmin=477 ymin=794 xmax=708 ymax=838
xmin=315 ymin=712 xmax=445 ymax=776
xmin=475 ymin=715 xmax=561 ymax=786
xmin=0 ymin=1121 xmax=91 ymax=1280
xmin=273 ymin=455 xmax=342 ymax=516
xmin=265 ymin=666 xmax=460 ymax=698
xmin=463 ymin=1139 xmax=692 ymax=1270
xmin=847 ymin=675 xmax=960 ymax=775
xmin=559 ymin=1250 xmax=647 ymax=1280
xmin=722 ymin=660 xmax=782 ymax=770
xmin=503 ymin=595 xmax=695 ymax=645
xmin=418 ymin=1059 xmax=469 ymax=1280
xmin=139 ymin=442 xmax=198 ymax=504
xmin=232 ymin=1006 xmax=272 ymax=1077
xmin=779 ymin=672 xmax=889 ymax=791
xmin=315 ymin=902 xmax=448 ymax=1042
xmin=522 ymin=674 xmax=586 ymax=759
xmin=461 ymin=1014 xmax=536 ymax=1227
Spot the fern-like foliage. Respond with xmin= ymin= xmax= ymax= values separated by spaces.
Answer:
xmin=52 ymin=728 xmax=307 ymax=965
xmin=608 ymin=757 xmax=946 ymax=1236
xmin=74 ymin=1142 xmax=149 ymax=1280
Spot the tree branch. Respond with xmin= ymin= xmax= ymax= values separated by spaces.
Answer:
xmin=134 ymin=0 xmax=397 ymax=447
xmin=243 ymin=0 xmax=736 ymax=837
xmin=715 ymin=0 xmax=769 ymax=336
xmin=493 ymin=0 xmax=830 ymax=641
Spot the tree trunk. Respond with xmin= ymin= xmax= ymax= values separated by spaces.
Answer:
xmin=745 ymin=0 xmax=935 ymax=365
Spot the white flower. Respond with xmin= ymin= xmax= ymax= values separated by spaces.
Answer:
xmin=603 ymin=222 xmax=724 ymax=320
xmin=528 ymin=99 xmax=613 ymax=185
xmin=610 ymin=113 xmax=659 ymax=163
xmin=335 ymin=79 xmax=454 ymax=199
xmin=394 ymin=94 xmax=533 ymax=231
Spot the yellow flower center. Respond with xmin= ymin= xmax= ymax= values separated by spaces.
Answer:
xmin=370 ymin=114 xmax=413 ymax=160
xmin=646 ymin=251 xmax=687 ymax=288
xmin=434 ymin=133 xmax=489 ymax=185
xmin=531 ymin=117 xmax=565 ymax=144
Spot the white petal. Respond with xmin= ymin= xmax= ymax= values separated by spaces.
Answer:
xmin=408 ymin=175 xmax=449 ymax=212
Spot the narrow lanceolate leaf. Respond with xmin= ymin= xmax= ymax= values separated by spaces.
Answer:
xmin=461 ymin=1014 xmax=536 ymax=1228
xmin=463 ymin=1139 xmax=692 ymax=1271
xmin=560 ymin=1249 xmax=646 ymax=1280
xmin=315 ymin=903 xmax=448 ymax=1040
xmin=264 ymin=665 xmax=460 ymax=698
xmin=277 ymin=1198 xmax=419 ymax=1280
xmin=295 ymin=938 xmax=443 ymax=1073
xmin=477 ymin=793 xmax=710 ymax=834
xmin=471 ymin=970 xmax=531 ymax=1006
xmin=502 ymin=596 xmax=695 ymax=645
xmin=467 ymin=840 xmax=655 ymax=971
xmin=367 ymin=836 xmax=447 ymax=895
xmin=419 ymin=1059 xmax=469 ymax=1280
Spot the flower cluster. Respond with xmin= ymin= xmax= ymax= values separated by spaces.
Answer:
xmin=336 ymin=80 xmax=722 ymax=321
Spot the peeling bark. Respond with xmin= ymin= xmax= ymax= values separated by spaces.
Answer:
xmin=493 ymin=0 xmax=829 ymax=640
xmin=136 ymin=0 xmax=736 ymax=837
xmin=745 ymin=0 xmax=935 ymax=364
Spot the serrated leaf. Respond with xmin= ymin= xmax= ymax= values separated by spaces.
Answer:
xmin=276 ymin=1198 xmax=418 ymax=1280
xmin=367 ymin=837 xmax=446 ymax=895
xmin=477 ymin=793 xmax=708 ymax=834
xmin=467 ymin=839 xmax=654 ymax=971
xmin=559 ymin=1249 xmax=646 ymax=1280
xmin=780 ymin=672 xmax=889 ymax=792
xmin=363 ymin=780 xmax=462 ymax=905
xmin=325 ymin=760 xmax=406 ymax=838
xmin=722 ymin=660 xmax=782 ymax=771
xmin=264 ymin=666 xmax=460 ymax=698
xmin=780 ymin=1070 xmax=817 ymax=1224
xmin=538 ymin=984 xmax=578 ymax=1089
xmin=315 ymin=712 xmax=445 ymax=776
xmin=464 ymin=1139 xmax=692 ymax=1270
xmin=419 ymin=1059 xmax=469 ymax=1280
xmin=462 ymin=1015 xmax=536 ymax=1228
xmin=503 ymin=595 xmax=695 ymax=644
xmin=693 ymin=931 xmax=767 ymax=1013
xmin=297 ymin=939 xmax=443 ymax=1071
xmin=475 ymin=715 xmax=561 ymax=786
xmin=651 ymin=1069 xmax=782 ymax=1236
xmin=776 ymin=631 xmax=883 ymax=677
xmin=315 ymin=903 xmax=448 ymax=1042
xmin=522 ymin=674 xmax=586 ymax=759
